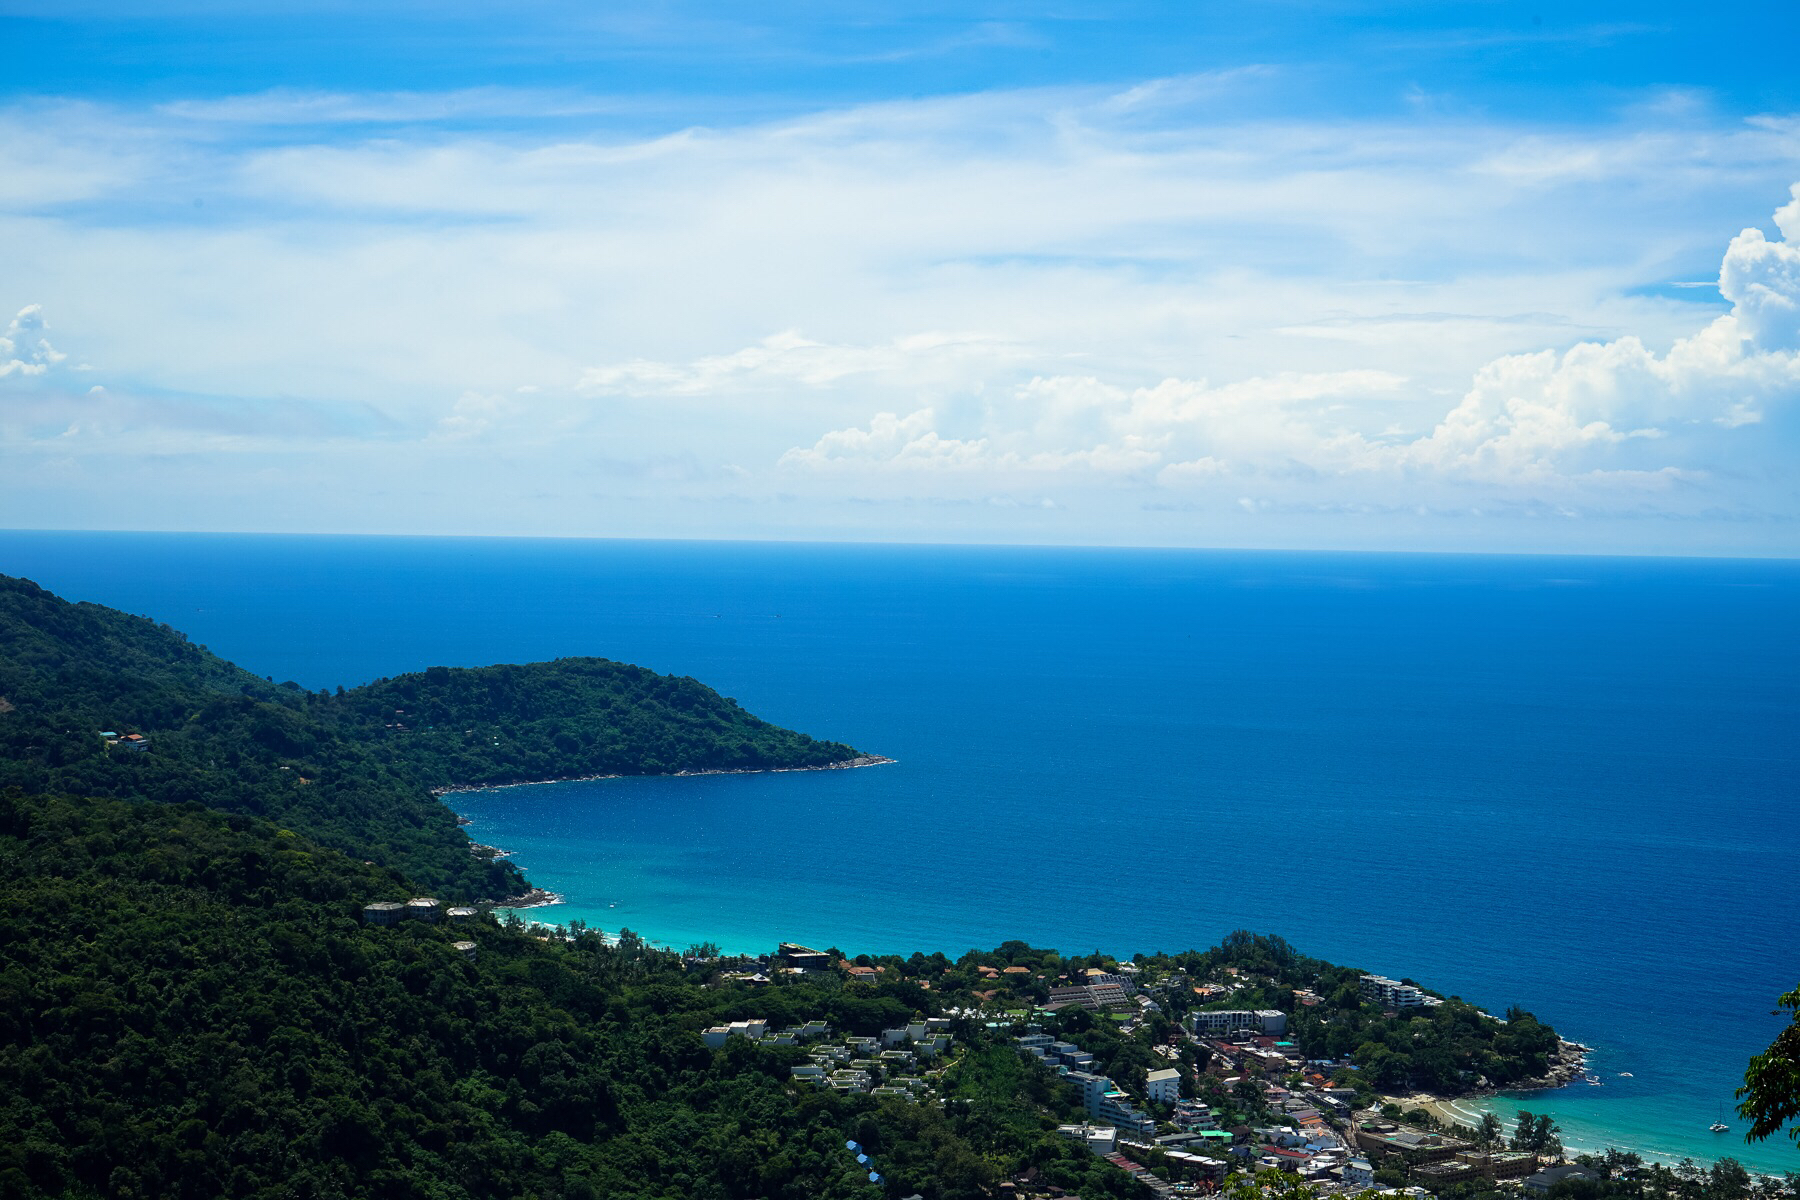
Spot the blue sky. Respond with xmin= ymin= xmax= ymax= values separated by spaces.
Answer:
xmin=3 ymin=1 xmax=1799 ymax=553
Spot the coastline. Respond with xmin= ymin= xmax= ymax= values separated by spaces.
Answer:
xmin=1516 ymin=1038 xmax=1596 ymax=1093
xmin=1397 ymin=1087 xmax=1772 ymax=1178
xmin=1381 ymin=1037 xmax=1593 ymax=1130
xmin=433 ymin=754 xmax=896 ymax=798
xmin=1377 ymin=1040 xmax=1778 ymax=1177
xmin=466 ymin=755 xmax=895 ymax=933
xmin=492 ymin=886 xmax=564 ymax=910
xmin=474 ymin=863 xmax=1778 ymax=1178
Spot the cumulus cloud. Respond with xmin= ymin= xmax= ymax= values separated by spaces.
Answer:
xmin=780 ymin=187 xmax=1800 ymax=494
xmin=779 ymin=408 xmax=986 ymax=469
xmin=1396 ymin=186 xmax=1800 ymax=478
xmin=1722 ymin=184 xmax=1800 ymax=353
xmin=0 ymin=306 xmax=66 ymax=377
xmin=778 ymin=370 xmax=1400 ymax=478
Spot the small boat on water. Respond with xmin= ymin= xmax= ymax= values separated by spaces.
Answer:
xmin=1584 ymin=1074 xmax=1603 ymax=1086
xmin=1619 ymin=1072 xmax=1632 ymax=1078
xmin=1711 ymin=1121 xmax=1729 ymax=1133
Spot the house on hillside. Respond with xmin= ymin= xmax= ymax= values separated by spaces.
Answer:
xmin=362 ymin=902 xmax=407 ymax=925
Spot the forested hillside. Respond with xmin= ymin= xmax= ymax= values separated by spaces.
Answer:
xmin=335 ymin=659 xmax=861 ymax=787
xmin=0 ymin=575 xmax=865 ymax=898
xmin=0 ymin=790 xmax=1136 ymax=1200
xmin=1167 ymin=932 xmax=1565 ymax=1092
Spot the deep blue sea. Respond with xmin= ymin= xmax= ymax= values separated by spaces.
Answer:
xmin=3 ymin=531 xmax=1796 ymax=1173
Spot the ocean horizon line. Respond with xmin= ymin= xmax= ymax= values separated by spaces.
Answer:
xmin=5 ymin=525 xmax=1800 ymax=564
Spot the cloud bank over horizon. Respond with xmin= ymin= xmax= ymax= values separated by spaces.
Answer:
xmin=2 ymin=33 xmax=1799 ymax=553
xmin=779 ymin=185 xmax=1800 ymax=490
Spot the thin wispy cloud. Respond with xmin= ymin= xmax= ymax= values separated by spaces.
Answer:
xmin=158 ymin=88 xmax=657 ymax=126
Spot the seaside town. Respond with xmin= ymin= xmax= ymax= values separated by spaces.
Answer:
xmin=362 ymin=901 xmax=1630 ymax=1200
xmin=714 ymin=944 xmax=1597 ymax=1200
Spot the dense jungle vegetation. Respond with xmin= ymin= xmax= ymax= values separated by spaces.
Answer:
xmin=337 ymin=659 xmax=861 ymax=787
xmin=0 ymin=574 xmax=1134 ymax=1199
xmin=0 ymin=574 xmax=859 ymax=899
xmin=0 ymin=790 xmax=1142 ymax=1200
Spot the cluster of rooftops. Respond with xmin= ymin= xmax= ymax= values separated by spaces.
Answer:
xmin=699 ymin=1015 xmax=958 ymax=1100
xmin=360 ymin=897 xmax=481 ymax=924
xmin=360 ymin=897 xmax=481 ymax=957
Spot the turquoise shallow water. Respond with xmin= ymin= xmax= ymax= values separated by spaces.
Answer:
xmin=3 ymin=531 xmax=1796 ymax=1174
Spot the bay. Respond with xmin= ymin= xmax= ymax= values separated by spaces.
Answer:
xmin=3 ymin=529 xmax=1796 ymax=1173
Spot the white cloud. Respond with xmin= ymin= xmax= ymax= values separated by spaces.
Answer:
xmin=579 ymin=330 xmax=1024 ymax=395
xmin=0 ymin=112 xmax=158 ymax=208
xmin=1392 ymin=191 xmax=1800 ymax=480
xmin=777 ymin=370 xmax=1396 ymax=476
xmin=3 ymin=81 xmax=1800 ymax=549
xmin=1156 ymin=456 xmax=1228 ymax=485
xmin=1395 ymin=345 xmax=1671 ymax=483
xmin=1722 ymin=184 xmax=1800 ymax=353
xmin=432 ymin=389 xmax=519 ymax=440
xmin=778 ymin=408 xmax=989 ymax=470
xmin=0 ymin=306 xmax=65 ymax=377
xmin=780 ymin=187 xmax=1800 ymax=494
xmin=158 ymin=87 xmax=644 ymax=126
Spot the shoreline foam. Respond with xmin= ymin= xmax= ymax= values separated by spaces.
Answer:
xmin=1385 ymin=1041 xmax=1778 ymax=1180
xmin=492 ymin=887 xmax=564 ymax=909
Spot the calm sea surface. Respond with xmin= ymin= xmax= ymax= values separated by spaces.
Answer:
xmin=3 ymin=531 xmax=1796 ymax=1173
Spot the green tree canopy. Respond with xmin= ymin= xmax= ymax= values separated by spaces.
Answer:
xmin=1740 ymin=985 xmax=1800 ymax=1148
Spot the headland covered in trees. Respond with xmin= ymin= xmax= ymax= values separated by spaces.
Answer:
xmin=0 ymin=573 xmax=875 ymax=900
xmin=0 ymin=573 xmax=1791 ymax=1200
